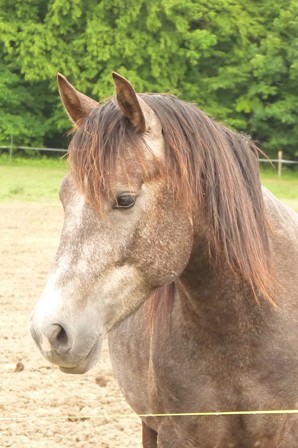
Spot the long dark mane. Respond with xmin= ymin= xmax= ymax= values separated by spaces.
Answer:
xmin=68 ymin=94 xmax=274 ymax=300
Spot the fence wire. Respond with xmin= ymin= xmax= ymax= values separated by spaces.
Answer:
xmin=1 ymin=146 xmax=298 ymax=164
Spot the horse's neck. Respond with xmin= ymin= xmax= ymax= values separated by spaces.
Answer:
xmin=177 ymin=234 xmax=237 ymax=302
xmin=175 ymin=234 xmax=263 ymax=338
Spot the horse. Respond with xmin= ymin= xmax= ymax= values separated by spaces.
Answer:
xmin=30 ymin=72 xmax=298 ymax=447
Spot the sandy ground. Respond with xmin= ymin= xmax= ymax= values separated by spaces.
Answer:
xmin=0 ymin=202 xmax=142 ymax=448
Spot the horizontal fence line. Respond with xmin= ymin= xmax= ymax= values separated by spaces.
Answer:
xmin=0 ymin=146 xmax=298 ymax=164
xmin=2 ymin=409 xmax=298 ymax=422
xmin=259 ymin=158 xmax=298 ymax=165
xmin=0 ymin=146 xmax=67 ymax=152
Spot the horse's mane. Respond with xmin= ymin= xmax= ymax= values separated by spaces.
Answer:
xmin=68 ymin=94 xmax=274 ymax=301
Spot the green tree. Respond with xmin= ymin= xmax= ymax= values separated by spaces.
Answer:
xmin=0 ymin=0 xmax=297 ymax=159
xmin=237 ymin=0 xmax=298 ymax=157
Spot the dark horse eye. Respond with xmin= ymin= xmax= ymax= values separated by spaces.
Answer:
xmin=113 ymin=194 xmax=136 ymax=210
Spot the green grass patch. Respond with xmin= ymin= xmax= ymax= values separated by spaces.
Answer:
xmin=260 ymin=169 xmax=298 ymax=199
xmin=0 ymin=156 xmax=67 ymax=201
xmin=260 ymin=168 xmax=298 ymax=211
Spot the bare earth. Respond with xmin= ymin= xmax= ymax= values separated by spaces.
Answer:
xmin=0 ymin=202 xmax=141 ymax=448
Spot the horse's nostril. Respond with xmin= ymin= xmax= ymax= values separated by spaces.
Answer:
xmin=46 ymin=324 xmax=69 ymax=352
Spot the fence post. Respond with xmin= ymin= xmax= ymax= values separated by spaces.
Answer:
xmin=277 ymin=150 xmax=283 ymax=177
xmin=9 ymin=135 xmax=14 ymax=161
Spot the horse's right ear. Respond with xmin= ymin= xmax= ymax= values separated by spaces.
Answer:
xmin=57 ymin=73 xmax=98 ymax=123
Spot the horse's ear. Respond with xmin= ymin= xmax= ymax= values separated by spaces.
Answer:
xmin=57 ymin=73 xmax=98 ymax=123
xmin=112 ymin=72 xmax=146 ymax=133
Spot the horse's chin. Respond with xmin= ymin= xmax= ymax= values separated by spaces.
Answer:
xmin=58 ymin=337 xmax=103 ymax=375
xmin=59 ymin=363 xmax=93 ymax=374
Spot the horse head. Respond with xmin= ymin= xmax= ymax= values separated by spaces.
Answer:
xmin=30 ymin=73 xmax=194 ymax=373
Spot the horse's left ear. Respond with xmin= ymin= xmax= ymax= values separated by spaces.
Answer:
xmin=112 ymin=72 xmax=147 ymax=133
xmin=57 ymin=73 xmax=99 ymax=123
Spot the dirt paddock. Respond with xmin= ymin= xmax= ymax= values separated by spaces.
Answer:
xmin=0 ymin=202 xmax=141 ymax=447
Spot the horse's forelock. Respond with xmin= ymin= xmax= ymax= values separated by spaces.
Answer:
xmin=68 ymin=100 xmax=160 ymax=209
xmin=68 ymin=94 xmax=275 ymax=301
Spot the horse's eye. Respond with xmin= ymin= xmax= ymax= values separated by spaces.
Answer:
xmin=113 ymin=194 xmax=136 ymax=210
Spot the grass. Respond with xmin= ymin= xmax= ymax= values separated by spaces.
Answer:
xmin=0 ymin=156 xmax=67 ymax=202
xmin=260 ymin=168 xmax=298 ymax=212
xmin=0 ymin=157 xmax=297 ymax=211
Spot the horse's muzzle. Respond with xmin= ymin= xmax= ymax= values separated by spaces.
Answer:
xmin=30 ymin=311 xmax=103 ymax=374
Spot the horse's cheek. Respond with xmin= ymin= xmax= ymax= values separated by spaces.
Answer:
xmin=133 ymin=209 xmax=193 ymax=287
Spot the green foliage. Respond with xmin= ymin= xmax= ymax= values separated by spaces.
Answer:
xmin=0 ymin=65 xmax=54 ymax=146
xmin=234 ymin=0 xmax=298 ymax=156
xmin=0 ymin=0 xmax=297 ymax=159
